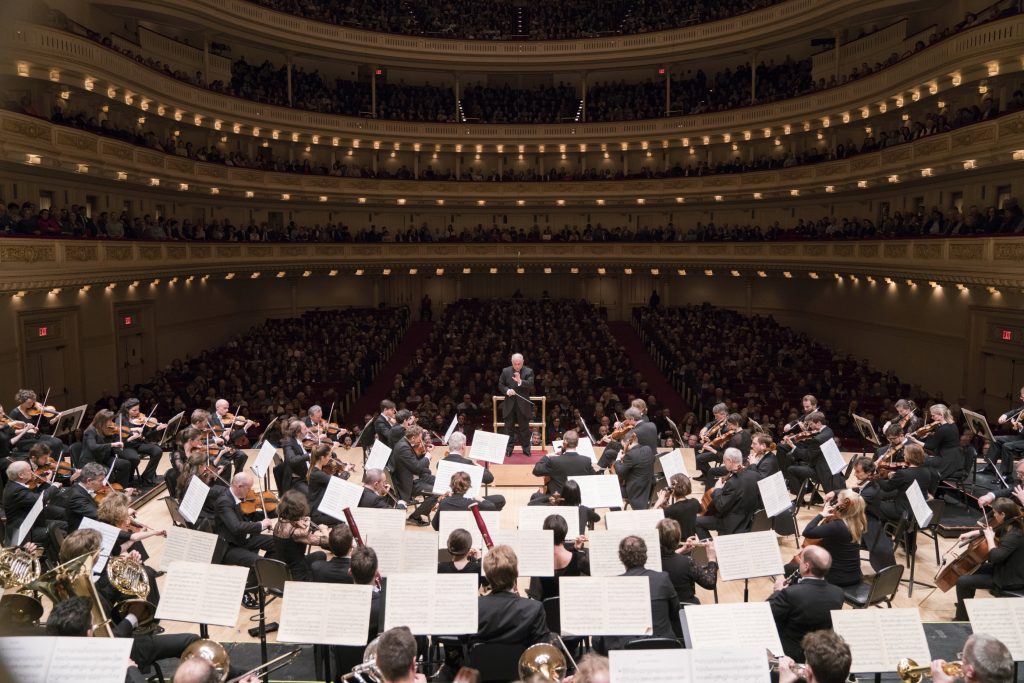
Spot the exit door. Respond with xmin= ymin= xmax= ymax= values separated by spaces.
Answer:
xmin=23 ymin=346 xmax=70 ymax=407
xmin=119 ymin=333 xmax=146 ymax=387
xmin=981 ymin=353 xmax=1022 ymax=416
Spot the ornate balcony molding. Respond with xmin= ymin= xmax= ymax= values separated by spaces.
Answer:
xmin=97 ymin=0 xmax=915 ymax=70
xmin=3 ymin=110 xmax=1023 ymax=205
xmin=0 ymin=237 xmax=1021 ymax=293
xmin=8 ymin=16 xmax=1024 ymax=145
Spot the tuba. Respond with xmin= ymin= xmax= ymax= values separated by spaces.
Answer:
xmin=0 ymin=546 xmax=42 ymax=589
xmin=518 ymin=643 xmax=567 ymax=682
xmin=22 ymin=551 xmax=114 ymax=637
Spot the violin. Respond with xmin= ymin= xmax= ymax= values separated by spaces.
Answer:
xmin=130 ymin=416 xmax=165 ymax=430
xmin=24 ymin=402 xmax=59 ymax=419
xmin=321 ymin=457 xmax=353 ymax=478
xmin=239 ymin=489 xmax=278 ymax=516
xmin=709 ymin=426 xmax=740 ymax=449
xmin=609 ymin=419 xmax=637 ymax=442
xmin=222 ymin=412 xmax=259 ymax=429
xmin=93 ymin=481 xmax=126 ymax=504
xmin=701 ymin=419 xmax=726 ymax=442
xmin=912 ymin=422 xmax=941 ymax=439
xmin=413 ymin=439 xmax=431 ymax=457
xmin=789 ymin=429 xmax=818 ymax=443
xmin=0 ymin=414 xmax=34 ymax=431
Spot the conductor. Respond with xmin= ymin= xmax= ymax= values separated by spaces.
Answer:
xmin=499 ymin=353 xmax=535 ymax=457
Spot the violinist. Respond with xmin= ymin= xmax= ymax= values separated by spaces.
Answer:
xmin=359 ymin=468 xmax=405 ymax=509
xmin=431 ymin=471 xmax=498 ymax=530
xmin=790 ymin=490 xmax=865 ymax=587
xmin=393 ymin=424 xmax=437 ymax=527
xmin=119 ymin=399 xmax=164 ymax=486
xmin=373 ymin=399 xmax=397 ymax=446
xmin=272 ymin=490 xmax=329 ymax=581
xmin=979 ymin=460 xmax=1024 ymax=509
xmin=655 ymin=474 xmax=699 ymax=538
xmin=189 ymin=409 xmax=229 ymax=479
xmin=8 ymin=390 xmax=64 ymax=458
xmin=532 ymin=430 xmax=597 ymax=502
xmin=876 ymin=444 xmax=937 ymax=524
xmin=612 ymin=431 xmax=656 ymax=511
xmin=781 ymin=411 xmax=842 ymax=500
xmin=696 ymin=412 xmax=750 ymax=488
xmin=782 ymin=395 xmax=819 ymax=438
xmin=986 ymin=386 xmax=1024 ymax=478
xmin=624 ymin=403 xmax=659 ymax=450
xmin=213 ymin=472 xmax=277 ymax=608
xmin=883 ymin=399 xmax=922 ymax=436
xmin=953 ymin=497 xmax=1024 ymax=621
xmin=444 ymin=432 xmax=506 ymax=511
xmin=696 ymin=402 xmax=729 ymax=460
xmin=210 ymin=399 xmax=253 ymax=479
xmin=388 ymin=410 xmax=417 ymax=453
xmin=907 ymin=403 xmax=963 ymax=480
xmin=0 ymin=403 xmax=38 ymax=466
xmin=844 ymin=457 xmax=896 ymax=571
xmin=657 ymin=518 xmax=718 ymax=607
xmin=303 ymin=404 xmax=346 ymax=444
xmin=275 ymin=420 xmax=311 ymax=496
xmin=694 ymin=448 xmax=760 ymax=539
xmin=526 ymin=515 xmax=589 ymax=601
xmin=2 ymin=460 xmax=68 ymax=548
xmin=748 ymin=434 xmax=780 ymax=479
xmin=310 ymin=523 xmax=355 ymax=584
xmin=81 ymin=409 xmax=133 ymax=488
xmin=874 ymin=424 xmax=907 ymax=464
xmin=63 ymin=461 xmax=107 ymax=531
xmin=308 ymin=443 xmax=354 ymax=525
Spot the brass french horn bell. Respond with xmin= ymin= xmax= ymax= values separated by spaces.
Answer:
xmin=518 ymin=643 xmax=567 ymax=682
xmin=896 ymin=657 xmax=963 ymax=682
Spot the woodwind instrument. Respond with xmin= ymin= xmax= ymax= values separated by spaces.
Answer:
xmin=343 ymin=507 xmax=363 ymax=546
xmin=469 ymin=501 xmax=494 ymax=549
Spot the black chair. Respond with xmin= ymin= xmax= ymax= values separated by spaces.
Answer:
xmin=468 ymin=642 xmax=527 ymax=683
xmin=750 ymin=509 xmax=771 ymax=532
xmin=623 ymin=637 xmax=683 ymax=650
xmin=253 ymin=558 xmax=291 ymax=673
xmin=69 ymin=442 xmax=83 ymax=469
xmin=842 ymin=564 xmax=905 ymax=608
xmin=918 ymin=499 xmax=946 ymax=565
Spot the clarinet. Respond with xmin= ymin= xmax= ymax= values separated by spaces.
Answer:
xmin=783 ymin=568 xmax=801 ymax=587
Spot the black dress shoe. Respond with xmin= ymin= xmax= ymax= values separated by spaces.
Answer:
xmin=241 ymin=593 xmax=260 ymax=609
xmin=809 ymin=492 xmax=825 ymax=505
xmin=406 ymin=516 xmax=430 ymax=527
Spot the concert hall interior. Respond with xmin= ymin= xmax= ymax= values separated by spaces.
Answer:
xmin=2 ymin=0 xmax=1024 ymax=680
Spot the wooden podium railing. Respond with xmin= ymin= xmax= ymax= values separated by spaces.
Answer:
xmin=492 ymin=395 xmax=547 ymax=449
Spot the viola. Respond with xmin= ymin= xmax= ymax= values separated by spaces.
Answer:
xmin=709 ymin=426 xmax=740 ymax=449
xmin=239 ymin=489 xmax=278 ymax=516
xmin=25 ymin=403 xmax=59 ymax=418
xmin=221 ymin=412 xmax=260 ymax=429
xmin=321 ymin=458 xmax=352 ymax=478
xmin=609 ymin=419 xmax=637 ymax=442
xmin=93 ymin=481 xmax=126 ymax=503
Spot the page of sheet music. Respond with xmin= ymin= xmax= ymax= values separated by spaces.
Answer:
xmin=488 ymin=530 xmax=554 ymax=577
xmin=820 ymin=439 xmax=846 ymax=475
xmin=277 ymin=581 xmax=373 ymax=646
xmin=576 ymin=437 xmax=598 ymax=462
xmin=318 ymin=476 xmax=366 ymax=521
xmin=560 ymin=576 xmax=652 ymax=636
xmin=684 ymin=602 xmax=784 ymax=656
xmin=605 ymin=509 xmax=664 ymax=531
xmin=365 ymin=531 xmax=438 ymax=576
xmin=14 ymin=494 xmax=45 ymax=547
xmin=443 ymin=415 xmax=458 ymax=444
xmin=155 ymin=561 xmax=249 ymax=626
xmin=468 ymin=430 xmax=509 ymax=464
xmin=610 ymin=649 xmax=689 ymax=683
xmin=658 ymin=449 xmax=689 ymax=479
xmin=757 ymin=472 xmax=792 ymax=518
xmin=609 ymin=646 xmax=769 ymax=683
xmin=178 ymin=476 xmax=211 ymax=524
xmin=433 ymin=460 xmax=484 ymax=497
xmin=77 ymin=517 xmax=121 ymax=574
xmin=365 ymin=440 xmax=392 ymax=471
xmin=570 ymin=474 xmax=623 ymax=509
xmin=159 ymin=526 xmax=219 ymax=570
xmin=906 ymin=480 xmax=933 ymax=527
xmin=713 ymin=530 xmax=784 ymax=581
xmin=0 ymin=637 xmax=135 ymax=683
xmin=517 ymin=506 xmax=581 ymax=537
xmin=382 ymin=573 xmax=478 ymax=635
xmin=966 ymin=598 xmax=1024 ymax=659
xmin=251 ymin=440 xmax=277 ymax=479
xmin=349 ymin=507 xmax=405 ymax=540
xmin=831 ymin=608 xmax=930 ymax=672
xmin=587 ymin=528 xmax=661 ymax=576
xmin=436 ymin=510 xmax=501 ymax=550
xmin=690 ymin=646 xmax=771 ymax=683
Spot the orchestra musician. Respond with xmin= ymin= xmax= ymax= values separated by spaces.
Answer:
xmin=439 ymin=528 xmax=482 ymax=575
xmin=392 ymin=424 xmax=438 ymax=526
xmin=782 ymin=395 xmax=820 ymax=438
xmin=81 ymin=409 xmax=133 ymax=488
xmin=96 ymin=492 xmax=164 ymax=605
xmin=8 ymin=389 xmax=65 ymax=458
xmin=695 ymin=403 xmax=729 ymax=485
xmin=498 ymin=353 xmax=535 ymax=458
xmin=271 ymin=489 xmax=329 ymax=581
xmin=310 ymin=523 xmax=354 ymax=583
xmin=531 ymin=430 xmax=596 ymax=502
xmin=388 ymin=410 xmax=416 ymax=452
xmin=526 ymin=514 xmax=588 ymax=600
xmin=610 ymin=431 xmax=656 ymax=510
xmin=209 ymin=400 xmax=253 ymax=479
xmin=657 ymin=518 xmax=718 ymax=607
xmin=359 ymin=468 xmax=405 ymax=509
xmin=308 ymin=443 xmax=354 ymax=525
xmin=953 ymin=497 xmax=1024 ymax=621
xmin=929 ymin=633 xmax=1013 ymax=683
xmin=776 ymin=630 xmax=853 ymax=683
xmin=874 ymin=424 xmax=907 ymax=464
xmin=622 ymin=404 xmax=659 ymax=450
xmin=373 ymin=626 xmax=427 ymax=683
xmin=274 ymin=420 xmax=311 ymax=496
xmin=786 ymin=490 xmax=866 ymax=588
xmin=884 ymin=399 xmax=923 ymax=436
xmin=443 ymin=432 xmax=506 ymax=510
xmin=431 ymin=471 xmax=498 ymax=530
xmin=63 ymin=462 xmax=108 ymax=531
xmin=694 ymin=448 xmax=761 ymax=539
xmin=654 ymin=474 xmax=699 ymax=538
xmin=781 ymin=411 xmax=843 ymax=499
xmin=304 ymin=404 xmax=346 ymax=443
xmin=876 ymin=444 xmax=937 ymax=524
xmin=985 ymin=386 xmax=1024 ymax=478
xmin=843 ymin=457 xmax=896 ymax=571
xmin=474 ymin=545 xmax=550 ymax=647
xmin=767 ymin=545 xmax=845 ymax=662
xmin=374 ymin=399 xmax=398 ymax=446
xmin=166 ymin=428 xmax=209 ymax=503
xmin=27 ymin=442 xmax=78 ymax=488
xmin=748 ymin=434 xmax=780 ymax=478
xmin=2 ymin=460 xmax=68 ymax=550
xmin=906 ymin=403 xmax=964 ymax=481
xmin=119 ymin=399 xmax=165 ymax=486
xmin=213 ymin=472 xmax=278 ymax=608
xmin=337 ymin=547 xmax=384 ymax=671
xmin=978 ymin=460 xmax=1024 ymax=509
xmin=0 ymin=403 xmax=38 ymax=468
xmin=599 ymin=535 xmax=680 ymax=651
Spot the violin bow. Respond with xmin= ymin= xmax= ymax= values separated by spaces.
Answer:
xmin=35 ymin=387 xmax=51 ymax=429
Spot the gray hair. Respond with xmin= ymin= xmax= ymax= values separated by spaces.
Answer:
xmin=563 ymin=430 xmax=579 ymax=449
xmin=723 ymin=447 xmax=743 ymax=465
xmin=965 ymin=633 xmax=1014 ymax=683
xmin=80 ymin=462 xmax=107 ymax=482
xmin=308 ymin=404 xmax=322 ymax=416
xmin=6 ymin=460 xmax=29 ymax=480
xmin=511 ymin=353 xmax=524 ymax=362
xmin=447 ymin=432 xmax=466 ymax=452
xmin=363 ymin=468 xmax=384 ymax=485
xmin=624 ymin=407 xmax=643 ymax=421
xmin=712 ymin=402 xmax=728 ymax=415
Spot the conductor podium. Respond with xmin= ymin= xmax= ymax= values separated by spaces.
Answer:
xmin=491 ymin=394 xmax=547 ymax=455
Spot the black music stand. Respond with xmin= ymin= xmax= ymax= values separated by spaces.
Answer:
xmin=848 ymin=413 xmax=881 ymax=478
xmin=355 ymin=417 xmax=375 ymax=466
xmin=159 ymin=411 xmax=186 ymax=449
xmin=963 ymin=408 xmax=1008 ymax=489
xmin=51 ymin=404 xmax=87 ymax=440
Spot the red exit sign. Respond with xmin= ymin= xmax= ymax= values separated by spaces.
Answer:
xmin=1003 ymin=329 xmax=1014 ymax=341
xmin=37 ymin=326 xmax=48 ymax=337
xmin=123 ymin=315 xmax=133 ymax=327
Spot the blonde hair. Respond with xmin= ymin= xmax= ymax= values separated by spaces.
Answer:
xmin=97 ymin=493 xmax=132 ymax=527
xmin=930 ymin=403 xmax=954 ymax=423
xmin=835 ymin=490 xmax=867 ymax=544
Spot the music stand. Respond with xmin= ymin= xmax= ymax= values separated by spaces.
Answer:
xmin=356 ymin=416 xmax=376 ymax=465
xmin=159 ymin=411 xmax=186 ymax=449
xmin=664 ymin=416 xmax=686 ymax=448
xmin=848 ymin=413 xmax=881 ymax=479
xmin=51 ymin=404 xmax=87 ymax=439
xmin=963 ymin=408 xmax=1008 ymax=489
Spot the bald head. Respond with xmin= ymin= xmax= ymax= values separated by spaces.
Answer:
xmin=172 ymin=657 xmax=219 ymax=683
xmin=801 ymin=545 xmax=832 ymax=578
xmin=363 ymin=468 xmax=385 ymax=486
xmin=231 ymin=471 xmax=254 ymax=497
xmin=6 ymin=460 xmax=30 ymax=483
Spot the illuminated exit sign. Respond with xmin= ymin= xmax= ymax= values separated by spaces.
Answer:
xmin=1003 ymin=329 xmax=1014 ymax=342
xmin=37 ymin=326 xmax=48 ymax=337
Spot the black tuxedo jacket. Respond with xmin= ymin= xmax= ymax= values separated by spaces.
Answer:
xmin=712 ymin=468 xmax=761 ymax=534
xmin=392 ymin=438 xmax=430 ymax=502
xmin=751 ymin=453 xmax=780 ymax=478
xmin=768 ymin=578 xmax=845 ymax=660
xmin=444 ymin=453 xmax=494 ymax=485
xmin=630 ymin=420 xmax=660 ymax=451
xmin=81 ymin=426 xmax=117 ymax=467
xmin=281 ymin=437 xmax=309 ymax=482
xmin=64 ymin=484 xmax=99 ymax=531
xmin=386 ymin=424 xmax=406 ymax=450
xmin=2 ymin=481 xmax=46 ymax=539
xmin=213 ymin=486 xmax=265 ymax=547
xmin=310 ymin=556 xmax=353 ymax=583
xmin=373 ymin=414 xmax=393 ymax=444
xmin=474 ymin=591 xmax=549 ymax=646
xmin=431 ymin=494 xmax=497 ymax=530
xmin=210 ymin=413 xmax=246 ymax=447
xmin=358 ymin=487 xmax=391 ymax=509
xmin=308 ymin=468 xmax=332 ymax=510
xmin=532 ymin=452 xmax=595 ymax=494
xmin=616 ymin=445 xmax=656 ymax=510
xmin=498 ymin=365 xmax=535 ymax=418
xmin=603 ymin=566 xmax=681 ymax=650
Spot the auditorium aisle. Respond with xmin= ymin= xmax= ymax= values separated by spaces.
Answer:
xmin=346 ymin=321 xmax=433 ymax=422
xmin=607 ymin=321 xmax=686 ymax=419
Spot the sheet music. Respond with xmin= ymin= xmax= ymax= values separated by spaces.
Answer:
xmin=831 ymin=608 xmax=930 ymax=672
xmin=468 ymin=430 xmax=509 ymax=464
xmin=436 ymin=510 xmax=501 ymax=550
xmin=365 ymin=531 xmax=438 ymax=576
xmin=278 ymin=581 xmax=373 ymax=646
xmin=966 ymin=598 xmax=1024 ymax=659
xmin=77 ymin=517 xmax=121 ymax=574
xmin=570 ymin=474 xmax=623 ymax=509
xmin=318 ymin=476 xmax=366 ymax=521
xmin=13 ymin=494 xmax=45 ymax=547
xmin=610 ymin=647 xmax=768 ymax=683
xmin=251 ymin=440 xmax=277 ymax=479
xmin=382 ymin=573 xmax=478 ymax=635
xmin=518 ymin=505 xmax=581 ymax=537
xmin=713 ymin=531 xmax=784 ymax=581
xmin=820 ymin=439 xmax=846 ymax=475
xmin=349 ymin=507 xmax=405 ymax=540
xmin=757 ymin=472 xmax=793 ymax=518
xmin=605 ymin=509 xmax=664 ymax=531
xmin=443 ymin=415 xmax=458 ymax=444
xmin=178 ymin=476 xmax=211 ymax=525
xmin=587 ymin=528 xmax=661 ymax=576
xmin=155 ymin=561 xmax=248 ymax=626
xmin=685 ymin=602 xmax=784 ymax=656
xmin=488 ymin=530 xmax=554 ymax=577
xmin=0 ymin=637 xmax=134 ymax=683
xmin=159 ymin=526 xmax=219 ymax=570
xmin=560 ymin=576 xmax=652 ymax=636
xmin=433 ymin=460 xmax=485 ymax=497
xmin=659 ymin=449 xmax=689 ymax=479
xmin=576 ymin=437 xmax=598 ymax=463
xmin=365 ymin=440 xmax=392 ymax=471
xmin=906 ymin=480 xmax=933 ymax=527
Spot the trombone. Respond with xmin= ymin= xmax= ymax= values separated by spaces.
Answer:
xmin=896 ymin=658 xmax=963 ymax=682
xmin=181 ymin=639 xmax=303 ymax=682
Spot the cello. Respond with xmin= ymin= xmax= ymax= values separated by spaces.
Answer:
xmin=934 ymin=514 xmax=1018 ymax=592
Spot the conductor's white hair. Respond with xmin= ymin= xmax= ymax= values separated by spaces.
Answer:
xmin=511 ymin=353 xmax=524 ymax=362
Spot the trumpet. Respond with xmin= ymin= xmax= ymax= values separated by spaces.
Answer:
xmin=896 ymin=658 xmax=963 ymax=682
